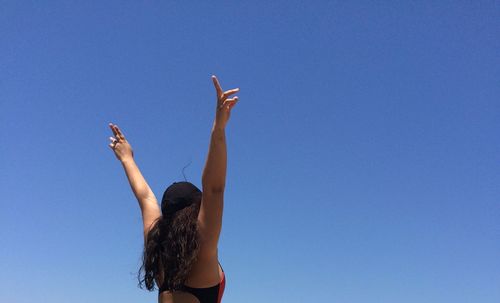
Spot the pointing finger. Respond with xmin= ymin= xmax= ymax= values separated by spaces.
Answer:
xmin=212 ymin=75 xmax=223 ymax=96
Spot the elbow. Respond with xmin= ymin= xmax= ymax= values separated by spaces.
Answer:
xmin=135 ymin=187 xmax=155 ymax=201
xmin=202 ymin=183 xmax=225 ymax=194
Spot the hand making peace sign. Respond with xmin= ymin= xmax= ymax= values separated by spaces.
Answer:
xmin=108 ymin=123 xmax=134 ymax=162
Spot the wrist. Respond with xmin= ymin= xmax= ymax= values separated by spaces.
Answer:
xmin=120 ymin=156 xmax=134 ymax=165
xmin=212 ymin=122 xmax=226 ymax=132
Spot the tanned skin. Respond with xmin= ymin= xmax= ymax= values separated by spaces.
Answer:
xmin=109 ymin=75 xmax=239 ymax=303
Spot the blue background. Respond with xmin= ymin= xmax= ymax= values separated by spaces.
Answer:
xmin=1 ymin=1 xmax=499 ymax=302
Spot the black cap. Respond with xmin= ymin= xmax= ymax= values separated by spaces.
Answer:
xmin=161 ymin=181 xmax=202 ymax=215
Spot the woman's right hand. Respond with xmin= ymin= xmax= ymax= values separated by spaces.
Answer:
xmin=212 ymin=75 xmax=239 ymax=129
xmin=108 ymin=123 xmax=134 ymax=162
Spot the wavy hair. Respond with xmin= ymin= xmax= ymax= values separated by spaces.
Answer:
xmin=138 ymin=191 xmax=201 ymax=291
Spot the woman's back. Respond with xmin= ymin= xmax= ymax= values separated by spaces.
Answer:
xmin=153 ymin=186 xmax=227 ymax=303
xmin=158 ymin=254 xmax=225 ymax=303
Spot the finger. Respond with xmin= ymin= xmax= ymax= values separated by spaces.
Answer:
xmin=229 ymin=97 xmax=239 ymax=109
xmin=222 ymin=88 xmax=240 ymax=100
xmin=219 ymin=98 xmax=234 ymax=109
xmin=109 ymin=123 xmax=118 ymax=136
xmin=222 ymin=97 xmax=239 ymax=110
xmin=109 ymin=143 xmax=115 ymax=149
xmin=109 ymin=136 xmax=118 ymax=143
xmin=224 ymin=97 xmax=238 ymax=103
xmin=114 ymin=125 xmax=125 ymax=139
xmin=211 ymin=75 xmax=223 ymax=96
xmin=112 ymin=126 xmax=121 ymax=139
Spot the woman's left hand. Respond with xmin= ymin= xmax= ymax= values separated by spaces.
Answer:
xmin=212 ymin=75 xmax=239 ymax=129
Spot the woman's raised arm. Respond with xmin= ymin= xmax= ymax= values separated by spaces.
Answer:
xmin=198 ymin=75 xmax=239 ymax=255
xmin=108 ymin=123 xmax=161 ymax=237
xmin=201 ymin=76 xmax=239 ymax=191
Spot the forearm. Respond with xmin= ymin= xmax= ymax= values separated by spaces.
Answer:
xmin=202 ymin=122 xmax=227 ymax=192
xmin=120 ymin=158 xmax=155 ymax=201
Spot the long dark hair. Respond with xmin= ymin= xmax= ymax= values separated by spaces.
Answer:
xmin=138 ymin=182 xmax=202 ymax=291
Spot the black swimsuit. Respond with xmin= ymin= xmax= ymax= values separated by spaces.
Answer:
xmin=159 ymin=264 xmax=226 ymax=303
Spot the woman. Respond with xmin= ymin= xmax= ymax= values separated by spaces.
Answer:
xmin=108 ymin=75 xmax=239 ymax=303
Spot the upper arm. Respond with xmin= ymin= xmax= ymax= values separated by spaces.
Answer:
xmin=138 ymin=195 xmax=161 ymax=239
xmin=197 ymin=189 xmax=224 ymax=256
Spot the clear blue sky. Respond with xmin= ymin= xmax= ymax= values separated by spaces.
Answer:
xmin=1 ymin=1 xmax=499 ymax=302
